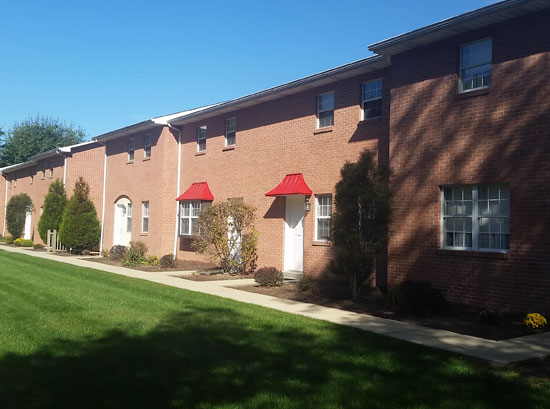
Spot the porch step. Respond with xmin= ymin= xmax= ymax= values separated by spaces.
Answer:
xmin=283 ymin=270 xmax=303 ymax=280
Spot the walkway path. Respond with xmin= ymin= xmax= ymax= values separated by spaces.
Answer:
xmin=2 ymin=245 xmax=548 ymax=365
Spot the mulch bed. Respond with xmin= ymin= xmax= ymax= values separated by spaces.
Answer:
xmin=182 ymin=272 xmax=253 ymax=281
xmin=233 ymin=280 xmax=545 ymax=341
xmin=83 ymin=257 xmax=217 ymax=272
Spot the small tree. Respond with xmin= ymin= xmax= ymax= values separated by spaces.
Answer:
xmin=38 ymin=179 xmax=67 ymax=242
xmin=330 ymin=150 xmax=393 ymax=301
xmin=6 ymin=194 xmax=32 ymax=239
xmin=192 ymin=200 xmax=258 ymax=274
xmin=59 ymin=177 xmax=101 ymax=252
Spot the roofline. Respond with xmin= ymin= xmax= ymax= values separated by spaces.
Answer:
xmin=93 ymin=120 xmax=157 ymax=143
xmin=368 ymin=0 xmax=549 ymax=55
xmin=169 ymin=55 xmax=390 ymax=125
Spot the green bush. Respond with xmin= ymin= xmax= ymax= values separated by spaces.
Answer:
xmin=38 ymin=179 xmax=67 ymax=242
xmin=13 ymin=238 xmax=24 ymax=247
xmin=122 ymin=241 xmax=148 ymax=267
xmin=20 ymin=239 xmax=33 ymax=247
xmin=59 ymin=178 xmax=101 ymax=252
xmin=254 ymin=267 xmax=284 ymax=287
xmin=297 ymin=275 xmax=314 ymax=292
xmin=160 ymin=254 xmax=176 ymax=269
xmin=4 ymin=236 xmax=14 ymax=244
xmin=101 ymin=248 xmax=110 ymax=258
xmin=33 ymin=243 xmax=45 ymax=250
xmin=6 ymin=194 xmax=32 ymax=239
xmin=147 ymin=255 xmax=160 ymax=266
xmin=109 ymin=245 xmax=128 ymax=261
xmin=398 ymin=280 xmax=449 ymax=316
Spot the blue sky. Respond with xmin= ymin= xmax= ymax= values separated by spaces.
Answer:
xmin=0 ymin=0 xmax=496 ymax=137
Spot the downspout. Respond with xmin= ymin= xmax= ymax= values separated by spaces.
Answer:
xmin=54 ymin=149 xmax=67 ymax=185
xmin=168 ymin=123 xmax=182 ymax=260
xmin=94 ymin=139 xmax=108 ymax=253
xmin=2 ymin=177 xmax=7 ymax=236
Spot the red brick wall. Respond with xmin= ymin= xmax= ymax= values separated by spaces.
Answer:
xmin=176 ymin=69 xmax=390 ymax=275
xmin=388 ymin=11 xmax=550 ymax=312
xmin=102 ymin=126 xmax=179 ymax=257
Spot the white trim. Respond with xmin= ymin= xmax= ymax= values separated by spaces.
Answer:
xmin=361 ymin=78 xmax=383 ymax=121
xmin=144 ymin=134 xmax=152 ymax=158
xmin=172 ymin=125 xmax=182 ymax=259
xmin=458 ymin=37 xmax=492 ymax=93
xmin=197 ymin=125 xmax=207 ymax=152
xmin=225 ymin=117 xmax=236 ymax=147
xmin=314 ymin=194 xmax=332 ymax=241
xmin=2 ymin=179 xmax=7 ymax=236
xmin=63 ymin=156 xmax=67 ymax=185
xmin=128 ymin=138 xmax=135 ymax=161
xmin=99 ymin=144 xmax=107 ymax=251
xmin=141 ymin=201 xmax=149 ymax=233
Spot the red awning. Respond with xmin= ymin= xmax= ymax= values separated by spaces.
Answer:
xmin=265 ymin=173 xmax=312 ymax=197
xmin=176 ymin=182 xmax=214 ymax=201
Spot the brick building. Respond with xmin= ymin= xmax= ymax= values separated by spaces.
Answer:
xmin=1 ymin=0 xmax=548 ymax=311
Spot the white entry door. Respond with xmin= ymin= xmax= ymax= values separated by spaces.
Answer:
xmin=284 ymin=195 xmax=304 ymax=272
xmin=23 ymin=211 xmax=32 ymax=240
xmin=113 ymin=203 xmax=130 ymax=246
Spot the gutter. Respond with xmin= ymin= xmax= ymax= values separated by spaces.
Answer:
xmin=168 ymin=123 xmax=182 ymax=260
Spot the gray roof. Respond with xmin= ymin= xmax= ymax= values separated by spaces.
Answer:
xmin=368 ymin=0 xmax=550 ymax=56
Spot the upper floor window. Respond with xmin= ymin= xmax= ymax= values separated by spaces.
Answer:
xmin=225 ymin=117 xmax=236 ymax=146
xmin=144 ymin=135 xmax=151 ymax=158
xmin=30 ymin=175 xmax=34 ymax=184
xmin=49 ymin=160 xmax=54 ymax=177
xmin=362 ymin=79 xmax=382 ymax=120
xmin=128 ymin=138 xmax=135 ymax=161
xmin=41 ymin=167 xmax=46 ymax=179
xmin=141 ymin=201 xmax=149 ymax=233
xmin=317 ymin=92 xmax=334 ymax=128
xmin=315 ymin=195 xmax=332 ymax=241
xmin=180 ymin=201 xmax=201 ymax=236
xmin=441 ymin=183 xmax=509 ymax=252
xmin=459 ymin=38 xmax=492 ymax=92
xmin=197 ymin=126 xmax=207 ymax=152
xmin=127 ymin=202 xmax=132 ymax=233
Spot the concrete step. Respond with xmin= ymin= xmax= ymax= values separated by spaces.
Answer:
xmin=283 ymin=270 xmax=303 ymax=280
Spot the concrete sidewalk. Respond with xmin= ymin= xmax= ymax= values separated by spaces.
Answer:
xmin=2 ymin=245 xmax=549 ymax=364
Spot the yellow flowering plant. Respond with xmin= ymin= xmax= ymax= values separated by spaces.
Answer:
xmin=523 ymin=313 xmax=547 ymax=329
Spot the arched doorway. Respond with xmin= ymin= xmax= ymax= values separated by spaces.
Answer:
xmin=113 ymin=197 xmax=132 ymax=247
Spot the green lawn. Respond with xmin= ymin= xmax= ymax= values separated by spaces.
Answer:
xmin=0 ymin=250 xmax=548 ymax=409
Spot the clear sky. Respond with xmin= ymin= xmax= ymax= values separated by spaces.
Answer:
xmin=0 ymin=0 xmax=497 ymax=138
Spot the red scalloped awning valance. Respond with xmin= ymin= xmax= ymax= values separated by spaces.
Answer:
xmin=176 ymin=182 xmax=214 ymax=201
xmin=265 ymin=173 xmax=312 ymax=197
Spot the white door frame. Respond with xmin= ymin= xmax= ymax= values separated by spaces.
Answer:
xmin=113 ymin=197 xmax=132 ymax=247
xmin=23 ymin=211 xmax=32 ymax=240
xmin=284 ymin=195 xmax=305 ymax=272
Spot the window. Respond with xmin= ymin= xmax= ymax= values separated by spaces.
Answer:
xmin=41 ymin=166 xmax=46 ymax=179
xmin=30 ymin=175 xmax=34 ymax=184
xmin=315 ymin=195 xmax=332 ymax=241
xmin=141 ymin=201 xmax=149 ymax=233
xmin=49 ymin=160 xmax=54 ymax=177
xmin=362 ymin=79 xmax=382 ymax=120
xmin=126 ymin=202 xmax=132 ymax=233
xmin=144 ymin=134 xmax=151 ymax=158
xmin=128 ymin=138 xmax=135 ymax=161
xmin=180 ymin=201 xmax=201 ymax=235
xmin=442 ymin=183 xmax=509 ymax=251
xmin=225 ymin=117 xmax=236 ymax=146
xmin=460 ymin=38 xmax=492 ymax=92
xmin=13 ymin=178 xmax=17 ymax=188
xmin=197 ymin=126 xmax=207 ymax=152
xmin=317 ymin=92 xmax=334 ymax=128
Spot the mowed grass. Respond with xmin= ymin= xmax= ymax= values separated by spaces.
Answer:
xmin=0 ymin=250 xmax=548 ymax=409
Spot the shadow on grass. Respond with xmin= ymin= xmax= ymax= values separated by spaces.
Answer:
xmin=0 ymin=305 xmax=547 ymax=409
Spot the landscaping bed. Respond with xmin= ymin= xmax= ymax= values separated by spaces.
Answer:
xmin=83 ymin=256 xmax=217 ymax=272
xmin=182 ymin=271 xmax=253 ymax=281
xmin=233 ymin=280 xmax=545 ymax=341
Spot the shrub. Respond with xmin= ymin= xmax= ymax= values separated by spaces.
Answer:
xmin=160 ymin=254 xmax=176 ymax=269
xmin=20 ymin=239 xmax=33 ymax=247
xmin=0 ymin=236 xmax=4 ymax=243
xmin=59 ymin=178 xmax=101 ymax=252
xmin=398 ymin=280 xmax=449 ymax=316
xmin=254 ymin=267 xmax=284 ymax=287
xmin=81 ymin=249 xmax=91 ymax=256
xmin=524 ymin=313 xmax=547 ymax=329
xmin=122 ymin=241 xmax=148 ymax=267
xmin=33 ymin=243 xmax=45 ymax=250
xmin=6 ymin=194 xmax=33 ymax=239
xmin=109 ymin=245 xmax=128 ymax=261
xmin=38 ymin=179 xmax=67 ymax=242
xmin=384 ymin=287 xmax=400 ymax=311
xmin=192 ymin=200 xmax=258 ymax=274
xmin=101 ymin=248 xmax=110 ymax=258
xmin=477 ymin=309 xmax=501 ymax=325
xmin=147 ymin=255 xmax=160 ymax=266
xmin=13 ymin=238 xmax=24 ymax=247
xmin=4 ymin=236 xmax=14 ymax=244
xmin=330 ymin=150 xmax=393 ymax=301
xmin=297 ymin=275 xmax=314 ymax=292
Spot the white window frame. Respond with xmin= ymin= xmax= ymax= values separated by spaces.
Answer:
xmin=128 ymin=138 xmax=135 ymax=161
xmin=141 ymin=201 xmax=149 ymax=233
xmin=197 ymin=126 xmax=207 ymax=152
xmin=314 ymin=195 xmax=332 ymax=241
xmin=361 ymin=79 xmax=382 ymax=120
xmin=179 ymin=201 xmax=201 ymax=236
xmin=144 ymin=134 xmax=151 ymax=158
xmin=317 ymin=91 xmax=334 ymax=129
xmin=49 ymin=159 xmax=54 ymax=177
xmin=225 ymin=117 xmax=236 ymax=147
xmin=126 ymin=202 xmax=132 ymax=233
xmin=459 ymin=37 xmax=492 ymax=93
xmin=41 ymin=166 xmax=46 ymax=179
xmin=440 ymin=183 xmax=509 ymax=253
